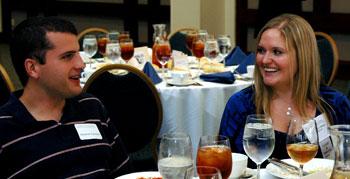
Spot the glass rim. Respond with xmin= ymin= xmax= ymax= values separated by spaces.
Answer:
xmin=200 ymin=135 xmax=229 ymax=141
xmin=162 ymin=132 xmax=190 ymax=139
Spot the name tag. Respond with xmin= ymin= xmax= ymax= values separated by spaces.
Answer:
xmin=74 ymin=123 xmax=102 ymax=140
xmin=302 ymin=113 xmax=333 ymax=159
xmin=314 ymin=113 xmax=330 ymax=141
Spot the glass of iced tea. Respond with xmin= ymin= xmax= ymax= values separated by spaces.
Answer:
xmin=196 ymin=135 xmax=232 ymax=179
xmin=97 ymin=33 xmax=108 ymax=57
xmin=120 ymin=38 xmax=134 ymax=63
xmin=286 ymin=118 xmax=319 ymax=178
xmin=118 ymin=31 xmax=130 ymax=42
xmin=196 ymin=166 xmax=222 ymax=179
xmin=192 ymin=35 xmax=205 ymax=61
xmin=185 ymin=30 xmax=197 ymax=55
xmin=155 ymin=39 xmax=172 ymax=77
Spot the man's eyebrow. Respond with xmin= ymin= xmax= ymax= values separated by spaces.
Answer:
xmin=59 ymin=50 xmax=77 ymax=57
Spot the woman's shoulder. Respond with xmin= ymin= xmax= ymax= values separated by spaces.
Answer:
xmin=320 ymin=85 xmax=349 ymax=104
xmin=226 ymin=85 xmax=255 ymax=108
xmin=230 ymin=85 xmax=254 ymax=100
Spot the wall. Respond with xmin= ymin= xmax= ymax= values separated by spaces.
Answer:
xmin=245 ymin=0 xmax=350 ymax=61
xmin=171 ymin=0 xmax=235 ymax=45
xmin=170 ymin=0 xmax=201 ymax=32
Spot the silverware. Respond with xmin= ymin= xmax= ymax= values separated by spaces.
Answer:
xmin=268 ymin=158 xmax=309 ymax=176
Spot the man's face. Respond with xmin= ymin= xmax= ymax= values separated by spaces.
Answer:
xmin=36 ymin=32 xmax=85 ymax=98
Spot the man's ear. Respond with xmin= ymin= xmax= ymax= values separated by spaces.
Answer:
xmin=24 ymin=58 xmax=40 ymax=79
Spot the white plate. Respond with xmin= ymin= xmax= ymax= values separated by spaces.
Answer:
xmin=167 ymin=79 xmax=197 ymax=86
xmin=229 ymin=168 xmax=256 ymax=179
xmin=115 ymin=171 xmax=161 ymax=179
xmin=266 ymin=158 xmax=333 ymax=179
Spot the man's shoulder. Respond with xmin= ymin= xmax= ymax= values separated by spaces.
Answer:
xmin=67 ymin=93 xmax=107 ymax=119
xmin=71 ymin=93 xmax=103 ymax=106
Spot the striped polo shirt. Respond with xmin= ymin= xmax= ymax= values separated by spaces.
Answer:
xmin=0 ymin=91 xmax=132 ymax=178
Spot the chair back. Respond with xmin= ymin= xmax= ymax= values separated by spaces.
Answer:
xmin=168 ymin=27 xmax=198 ymax=56
xmin=0 ymin=64 xmax=15 ymax=106
xmin=82 ymin=64 xmax=163 ymax=171
xmin=77 ymin=27 xmax=109 ymax=42
xmin=315 ymin=31 xmax=339 ymax=86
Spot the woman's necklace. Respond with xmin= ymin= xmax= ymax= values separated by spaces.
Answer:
xmin=286 ymin=106 xmax=293 ymax=117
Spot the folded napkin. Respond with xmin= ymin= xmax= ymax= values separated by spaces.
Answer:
xmin=200 ymin=71 xmax=235 ymax=84
xmin=234 ymin=53 xmax=256 ymax=74
xmin=225 ymin=46 xmax=247 ymax=66
xmin=143 ymin=62 xmax=162 ymax=84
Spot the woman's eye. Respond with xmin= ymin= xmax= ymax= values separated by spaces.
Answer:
xmin=257 ymin=47 xmax=265 ymax=54
xmin=273 ymin=49 xmax=282 ymax=55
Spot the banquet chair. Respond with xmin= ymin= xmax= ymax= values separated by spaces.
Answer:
xmin=77 ymin=27 xmax=109 ymax=42
xmin=82 ymin=64 xmax=163 ymax=171
xmin=168 ymin=27 xmax=198 ymax=56
xmin=0 ymin=64 xmax=15 ymax=106
xmin=315 ymin=31 xmax=339 ymax=86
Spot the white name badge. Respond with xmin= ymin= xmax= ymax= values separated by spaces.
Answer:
xmin=314 ymin=113 xmax=330 ymax=141
xmin=302 ymin=113 xmax=333 ymax=159
xmin=74 ymin=123 xmax=102 ymax=140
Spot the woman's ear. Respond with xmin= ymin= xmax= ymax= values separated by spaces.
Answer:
xmin=24 ymin=58 xmax=40 ymax=79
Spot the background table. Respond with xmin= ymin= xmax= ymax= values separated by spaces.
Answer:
xmin=156 ymin=79 xmax=252 ymax=155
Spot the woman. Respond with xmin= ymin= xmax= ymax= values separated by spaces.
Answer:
xmin=219 ymin=14 xmax=350 ymax=166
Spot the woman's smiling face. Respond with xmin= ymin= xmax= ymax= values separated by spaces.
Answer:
xmin=256 ymin=28 xmax=297 ymax=89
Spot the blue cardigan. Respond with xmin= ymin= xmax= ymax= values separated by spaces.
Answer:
xmin=219 ymin=85 xmax=350 ymax=166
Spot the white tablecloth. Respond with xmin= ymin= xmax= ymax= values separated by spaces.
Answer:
xmin=156 ymin=79 xmax=252 ymax=154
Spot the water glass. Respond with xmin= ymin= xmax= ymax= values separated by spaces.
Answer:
xmin=204 ymin=35 xmax=219 ymax=62
xmin=243 ymin=114 xmax=275 ymax=179
xmin=158 ymin=132 xmax=194 ymax=179
xmin=217 ymin=35 xmax=232 ymax=65
xmin=105 ymin=40 xmax=121 ymax=64
xmin=108 ymin=30 xmax=119 ymax=42
xmin=83 ymin=34 xmax=97 ymax=67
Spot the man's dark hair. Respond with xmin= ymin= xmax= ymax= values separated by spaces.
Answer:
xmin=10 ymin=16 xmax=78 ymax=86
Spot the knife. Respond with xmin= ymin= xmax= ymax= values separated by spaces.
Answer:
xmin=268 ymin=158 xmax=309 ymax=176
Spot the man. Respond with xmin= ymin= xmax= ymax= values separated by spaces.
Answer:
xmin=0 ymin=17 xmax=133 ymax=178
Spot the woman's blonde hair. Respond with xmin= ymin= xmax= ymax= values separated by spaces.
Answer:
xmin=254 ymin=13 xmax=325 ymax=120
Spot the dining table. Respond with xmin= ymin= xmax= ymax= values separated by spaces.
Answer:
xmin=155 ymin=76 xmax=253 ymax=157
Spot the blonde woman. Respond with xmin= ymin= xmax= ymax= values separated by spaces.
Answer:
xmin=219 ymin=14 xmax=350 ymax=167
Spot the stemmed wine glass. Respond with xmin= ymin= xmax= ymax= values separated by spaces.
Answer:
xmin=243 ymin=114 xmax=275 ymax=179
xmin=185 ymin=30 xmax=197 ymax=55
xmin=155 ymin=39 xmax=172 ymax=78
xmin=196 ymin=135 xmax=232 ymax=179
xmin=105 ymin=40 xmax=121 ymax=64
xmin=158 ymin=132 xmax=194 ymax=179
xmin=196 ymin=166 xmax=222 ymax=179
xmin=192 ymin=34 xmax=205 ymax=61
xmin=286 ymin=117 xmax=319 ymax=178
xmin=120 ymin=38 xmax=134 ymax=63
xmin=204 ymin=35 xmax=220 ymax=63
xmin=97 ymin=33 xmax=108 ymax=57
xmin=118 ymin=31 xmax=130 ymax=42
xmin=217 ymin=35 xmax=232 ymax=65
xmin=83 ymin=34 xmax=97 ymax=68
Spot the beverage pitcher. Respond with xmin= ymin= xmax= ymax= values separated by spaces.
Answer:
xmin=329 ymin=125 xmax=350 ymax=178
xmin=152 ymin=24 xmax=166 ymax=68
